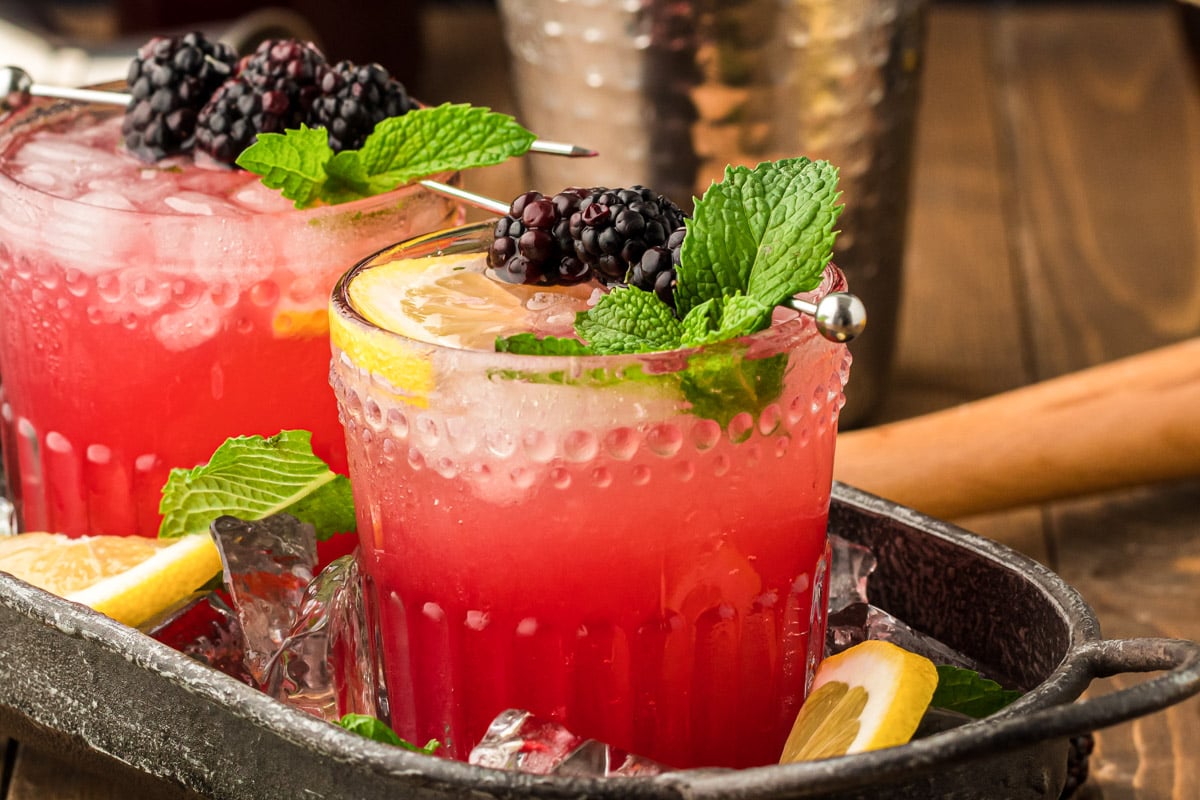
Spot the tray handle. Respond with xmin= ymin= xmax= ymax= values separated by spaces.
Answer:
xmin=949 ymin=637 xmax=1200 ymax=756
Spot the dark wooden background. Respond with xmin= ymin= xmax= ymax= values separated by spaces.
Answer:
xmin=2 ymin=1 xmax=1199 ymax=798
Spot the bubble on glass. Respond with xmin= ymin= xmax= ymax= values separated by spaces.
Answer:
xmin=727 ymin=412 xmax=754 ymax=444
xmin=646 ymin=423 xmax=683 ymax=457
xmin=603 ymin=426 xmax=639 ymax=460
xmin=563 ymin=430 xmax=599 ymax=463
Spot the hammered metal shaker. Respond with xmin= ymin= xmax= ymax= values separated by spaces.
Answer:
xmin=498 ymin=0 xmax=928 ymax=424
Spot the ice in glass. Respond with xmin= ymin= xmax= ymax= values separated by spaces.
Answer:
xmin=0 ymin=101 xmax=462 ymax=536
xmin=329 ymin=222 xmax=852 ymax=768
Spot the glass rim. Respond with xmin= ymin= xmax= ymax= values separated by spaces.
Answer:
xmin=0 ymin=98 xmax=457 ymax=222
xmin=331 ymin=220 xmax=848 ymax=371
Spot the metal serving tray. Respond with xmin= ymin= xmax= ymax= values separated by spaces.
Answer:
xmin=2 ymin=483 xmax=1198 ymax=799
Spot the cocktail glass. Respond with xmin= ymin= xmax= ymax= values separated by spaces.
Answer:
xmin=0 ymin=99 xmax=463 ymax=537
xmin=329 ymin=222 xmax=853 ymax=768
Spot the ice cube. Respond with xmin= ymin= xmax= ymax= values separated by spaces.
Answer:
xmin=209 ymin=514 xmax=318 ymax=684
xmin=469 ymin=709 xmax=670 ymax=777
xmin=828 ymin=534 xmax=876 ymax=613
xmin=163 ymin=190 xmax=243 ymax=217
xmin=260 ymin=554 xmax=385 ymax=721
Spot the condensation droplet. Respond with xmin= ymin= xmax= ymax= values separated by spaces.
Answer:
xmin=550 ymin=466 xmax=572 ymax=489
xmin=249 ymin=280 xmax=280 ymax=307
xmin=511 ymin=466 xmax=536 ymax=489
xmin=365 ymin=399 xmax=384 ymax=428
xmin=674 ymin=460 xmax=695 ymax=482
xmin=758 ymin=404 xmax=783 ymax=436
xmin=486 ymin=428 xmax=517 ymax=458
xmin=387 ymin=407 xmax=409 ymax=439
xmin=713 ymin=454 xmax=731 ymax=477
xmin=591 ymin=466 xmax=612 ymax=488
xmin=465 ymin=610 xmax=490 ymax=631
xmin=563 ymin=430 xmax=599 ymax=463
xmin=603 ymin=426 xmax=639 ymax=460
xmin=646 ymin=423 xmax=683 ymax=457
xmin=690 ymin=418 xmax=721 ymax=451
xmin=727 ymin=412 xmax=754 ymax=444
xmin=522 ymin=428 xmax=556 ymax=463
xmin=632 ymin=464 xmax=651 ymax=486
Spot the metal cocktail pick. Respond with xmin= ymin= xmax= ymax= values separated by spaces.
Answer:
xmin=0 ymin=66 xmax=598 ymax=158
xmin=0 ymin=66 xmax=865 ymax=343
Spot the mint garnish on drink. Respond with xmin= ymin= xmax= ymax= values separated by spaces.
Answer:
xmin=497 ymin=157 xmax=842 ymax=356
xmin=236 ymin=103 xmax=536 ymax=208
xmin=158 ymin=430 xmax=355 ymax=540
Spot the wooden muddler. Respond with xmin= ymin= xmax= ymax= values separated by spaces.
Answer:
xmin=833 ymin=338 xmax=1200 ymax=519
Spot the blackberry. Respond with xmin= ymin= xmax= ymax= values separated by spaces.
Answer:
xmin=309 ymin=61 xmax=417 ymax=152
xmin=568 ymin=186 xmax=686 ymax=285
xmin=1060 ymin=733 xmax=1094 ymax=799
xmin=121 ymin=32 xmax=237 ymax=162
xmin=629 ymin=225 xmax=686 ymax=307
xmin=195 ymin=39 xmax=328 ymax=165
xmin=488 ymin=188 xmax=591 ymax=285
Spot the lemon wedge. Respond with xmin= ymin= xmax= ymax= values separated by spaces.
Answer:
xmin=0 ymin=532 xmax=222 ymax=629
xmin=780 ymin=640 xmax=939 ymax=763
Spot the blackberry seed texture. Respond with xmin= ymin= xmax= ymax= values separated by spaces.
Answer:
xmin=568 ymin=186 xmax=686 ymax=285
xmin=195 ymin=39 xmax=328 ymax=165
xmin=309 ymin=61 xmax=417 ymax=152
xmin=122 ymin=32 xmax=237 ymax=162
xmin=488 ymin=188 xmax=591 ymax=285
xmin=1059 ymin=733 xmax=1094 ymax=799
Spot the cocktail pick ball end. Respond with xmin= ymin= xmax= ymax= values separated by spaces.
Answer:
xmin=1 ymin=66 xmax=33 ymax=113
xmin=815 ymin=292 xmax=867 ymax=343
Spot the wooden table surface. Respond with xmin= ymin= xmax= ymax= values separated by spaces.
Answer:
xmin=3 ymin=2 xmax=1198 ymax=798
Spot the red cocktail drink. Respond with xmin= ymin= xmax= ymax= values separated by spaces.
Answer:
xmin=329 ymin=223 xmax=852 ymax=768
xmin=0 ymin=102 xmax=462 ymax=536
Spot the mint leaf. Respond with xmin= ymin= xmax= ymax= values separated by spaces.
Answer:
xmin=680 ymin=294 xmax=774 ymax=348
xmin=930 ymin=665 xmax=1021 ymax=719
xmin=235 ymin=125 xmax=333 ymax=209
xmin=681 ymin=351 xmax=787 ymax=429
xmin=675 ymin=158 xmax=842 ymax=315
xmin=236 ymin=105 xmax=536 ymax=208
xmin=158 ymin=430 xmax=355 ymax=541
xmin=495 ymin=332 xmax=595 ymax=355
xmin=337 ymin=714 xmax=440 ymax=755
xmin=357 ymin=104 xmax=535 ymax=193
xmin=576 ymin=287 xmax=683 ymax=354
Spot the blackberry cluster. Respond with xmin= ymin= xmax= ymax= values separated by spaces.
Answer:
xmin=121 ymin=32 xmax=237 ymax=162
xmin=1060 ymin=733 xmax=1094 ymax=799
xmin=489 ymin=185 xmax=690 ymax=306
xmin=310 ymin=61 xmax=418 ymax=152
xmin=489 ymin=189 xmax=590 ymax=285
xmin=195 ymin=39 xmax=328 ymax=164
xmin=570 ymin=186 xmax=686 ymax=284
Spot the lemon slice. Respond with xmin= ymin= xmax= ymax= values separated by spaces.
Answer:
xmin=331 ymin=251 xmax=594 ymax=403
xmin=0 ymin=532 xmax=222 ymax=629
xmin=780 ymin=640 xmax=939 ymax=763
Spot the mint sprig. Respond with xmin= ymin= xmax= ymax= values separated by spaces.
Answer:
xmin=931 ymin=665 xmax=1022 ymax=718
xmin=158 ymin=430 xmax=355 ymax=540
xmin=236 ymin=104 xmax=536 ymax=208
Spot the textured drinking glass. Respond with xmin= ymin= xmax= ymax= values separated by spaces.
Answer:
xmin=498 ymin=0 xmax=926 ymax=423
xmin=0 ymin=100 xmax=463 ymax=537
xmin=329 ymin=222 xmax=853 ymax=768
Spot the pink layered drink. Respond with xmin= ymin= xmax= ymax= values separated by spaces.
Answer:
xmin=330 ymin=222 xmax=852 ymax=768
xmin=0 ymin=102 xmax=462 ymax=536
